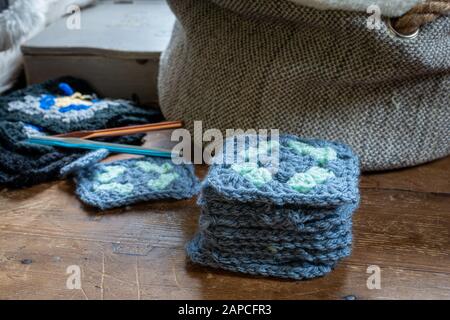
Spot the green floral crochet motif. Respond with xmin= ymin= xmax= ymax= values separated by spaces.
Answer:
xmin=231 ymin=163 xmax=272 ymax=188
xmin=288 ymin=167 xmax=335 ymax=193
xmin=96 ymin=166 xmax=127 ymax=183
xmin=136 ymin=161 xmax=172 ymax=174
xmin=231 ymin=162 xmax=258 ymax=174
xmin=95 ymin=182 xmax=134 ymax=194
xmin=148 ymin=172 xmax=180 ymax=190
xmin=288 ymin=140 xmax=337 ymax=165
xmin=241 ymin=140 xmax=280 ymax=161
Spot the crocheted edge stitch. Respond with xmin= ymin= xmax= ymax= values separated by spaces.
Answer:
xmin=203 ymin=134 xmax=360 ymax=207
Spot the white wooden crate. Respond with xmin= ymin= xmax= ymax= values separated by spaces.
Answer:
xmin=22 ymin=0 xmax=175 ymax=106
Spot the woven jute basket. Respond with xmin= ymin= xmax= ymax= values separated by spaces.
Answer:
xmin=159 ymin=0 xmax=450 ymax=171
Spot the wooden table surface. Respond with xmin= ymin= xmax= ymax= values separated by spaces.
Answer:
xmin=0 ymin=147 xmax=449 ymax=300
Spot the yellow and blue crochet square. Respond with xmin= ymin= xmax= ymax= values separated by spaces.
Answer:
xmin=1 ymin=77 xmax=163 ymax=133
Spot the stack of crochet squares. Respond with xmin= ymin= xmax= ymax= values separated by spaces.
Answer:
xmin=187 ymin=135 xmax=360 ymax=280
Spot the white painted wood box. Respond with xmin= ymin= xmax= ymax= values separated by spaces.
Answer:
xmin=22 ymin=0 xmax=175 ymax=106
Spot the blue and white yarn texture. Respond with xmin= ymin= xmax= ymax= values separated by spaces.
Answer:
xmin=187 ymin=134 xmax=360 ymax=280
xmin=0 ymin=77 xmax=163 ymax=133
xmin=7 ymin=89 xmax=131 ymax=124
xmin=74 ymin=157 xmax=201 ymax=210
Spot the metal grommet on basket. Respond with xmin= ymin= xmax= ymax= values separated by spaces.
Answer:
xmin=386 ymin=18 xmax=420 ymax=39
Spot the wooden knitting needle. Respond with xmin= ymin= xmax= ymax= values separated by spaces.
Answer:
xmin=55 ymin=121 xmax=183 ymax=139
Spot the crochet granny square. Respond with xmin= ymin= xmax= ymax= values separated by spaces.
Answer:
xmin=0 ymin=77 xmax=163 ymax=133
xmin=0 ymin=77 xmax=163 ymax=188
xmin=74 ymin=157 xmax=200 ymax=210
xmin=186 ymin=134 xmax=360 ymax=280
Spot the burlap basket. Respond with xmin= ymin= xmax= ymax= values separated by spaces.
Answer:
xmin=159 ymin=0 xmax=450 ymax=171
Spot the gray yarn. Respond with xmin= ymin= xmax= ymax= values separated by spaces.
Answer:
xmin=188 ymin=234 xmax=337 ymax=280
xmin=186 ymin=134 xmax=360 ymax=280
xmin=200 ymin=204 xmax=354 ymax=232
xmin=200 ymin=138 xmax=359 ymax=207
xmin=59 ymin=149 xmax=110 ymax=178
xmin=75 ymin=157 xmax=200 ymax=210
xmin=0 ymin=77 xmax=162 ymax=188
xmin=159 ymin=0 xmax=450 ymax=171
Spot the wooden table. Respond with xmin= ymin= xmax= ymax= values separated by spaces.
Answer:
xmin=0 ymin=150 xmax=449 ymax=300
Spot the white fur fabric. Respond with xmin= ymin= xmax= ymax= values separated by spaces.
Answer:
xmin=0 ymin=0 xmax=95 ymax=93
xmin=0 ymin=46 xmax=22 ymax=93
xmin=288 ymin=0 xmax=424 ymax=17
xmin=0 ymin=0 xmax=48 ymax=51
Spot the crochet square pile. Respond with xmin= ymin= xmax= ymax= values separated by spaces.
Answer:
xmin=74 ymin=157 xmax=200 ymax=210
xmin=186 ymin=135 xmax=360 ymax=280
xmin=0 ymin=77 xmax=163 ymax=188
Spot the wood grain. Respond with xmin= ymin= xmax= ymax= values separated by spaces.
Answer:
xmin=0 ymin=154 xmax=449 ymax=300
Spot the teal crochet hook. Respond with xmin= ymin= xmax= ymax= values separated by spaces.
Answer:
xmin=27 ymin=136 xmax=175 ymax=158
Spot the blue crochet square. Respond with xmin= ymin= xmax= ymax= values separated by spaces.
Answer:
xmin=186 ymin=134 xmax=360 ymax=280
xmin=75 ymin=157 xmax=200 ymax=210
xmin=201 ymin=135 xmax=360 ymax=206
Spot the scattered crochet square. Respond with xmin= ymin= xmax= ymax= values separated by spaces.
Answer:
xmin=0 ymin=77 xmax=164 ymax=188
xmin=186 ymin=134 xmax=360 ymax=280
xmin=75 ymin=157 xmax=200 ymax=210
